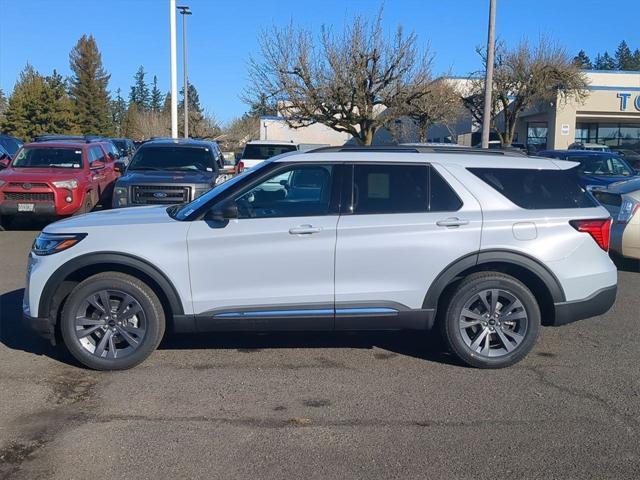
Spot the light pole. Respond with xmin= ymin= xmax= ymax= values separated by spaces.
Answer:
xmin=177 ymin=5 xmax=192 ymax=139
xmin=481 ymin=0 xmax=496 ymax=149
xmin=169 ymin=0 xmax=178 ymax=138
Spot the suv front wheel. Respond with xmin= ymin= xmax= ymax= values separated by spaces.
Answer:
xmin=442 ymin=272 xmax=540 ymax=368
xmin=60 ymin=272 xmax=165 ymax=370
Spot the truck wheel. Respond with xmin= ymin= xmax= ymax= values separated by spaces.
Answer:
xmin=76 ymin=194 xmax=93 ymax=215
xmin=60 ymin=272 xmax=166 ymax=370
xmin=441 ymin=272 xmax=540 ymax=369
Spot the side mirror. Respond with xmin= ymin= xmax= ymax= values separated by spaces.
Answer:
xmin=205 ymin=201 xmax=238 ymax=221
xmin=0 ymin=156 xmax=8 ymax=169
xmin=114 ymin=161 xmax=126 ymax=173
xmin=90 ymin=160 xmax=105 ymax=170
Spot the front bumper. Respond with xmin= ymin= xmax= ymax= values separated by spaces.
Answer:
xmin=0 ymin=201 xmax=57 ymax=216
xmin=23 ymin=313 xmax=56 ymax=345
xmin=552 ymin=285 xmax=617 ymax=326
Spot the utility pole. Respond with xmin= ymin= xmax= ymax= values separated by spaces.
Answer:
xmin=481 ymin=0 xmax=496 ymax=149
xmin=177 ymin=5 xmax=192 ymax=139
xmin=169 ymin=0 xmax=178 ymax=138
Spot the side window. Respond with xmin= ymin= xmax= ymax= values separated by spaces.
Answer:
xmin=430 ymin=168 xmax=462 ymax=211
xmin=352 ymin=164 xmax=428 ymax=214
xmin=89 ymin=147 xmax=105 ymax=167
xmin=234 ymin=164 xmax=334 ymax=219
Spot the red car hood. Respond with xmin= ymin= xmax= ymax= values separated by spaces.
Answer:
xmin=0 ymin=167 xmax=84 ymax=183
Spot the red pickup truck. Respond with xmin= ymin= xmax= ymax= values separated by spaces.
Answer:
xmin=0 ymin=140 xmax=122 ymax=227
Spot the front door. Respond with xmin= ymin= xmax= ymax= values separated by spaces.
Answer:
xmin=187 ymin=163 xmax=340 ymax=331
xmin=334 ymin=162 xmax=482 ymax=329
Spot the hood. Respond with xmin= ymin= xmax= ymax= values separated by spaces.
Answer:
xmin=0 ymin=167 xmax=84 ymax=183
xmin=117 ymin=170 xmax=215 ymax=186
xmin=44 ymin=205 xmax=175 ymax=233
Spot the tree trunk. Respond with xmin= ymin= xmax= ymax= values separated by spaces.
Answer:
xmin=418 ymin=119 xmax=428 ymax=143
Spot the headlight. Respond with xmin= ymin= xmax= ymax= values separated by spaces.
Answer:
xmin=32 ymin=233 xmax=86 ymax=256
xmin=114 ymin=186 xmax=128 ymax=207
xmin=52 ymin=179 xmax=78 ymax=189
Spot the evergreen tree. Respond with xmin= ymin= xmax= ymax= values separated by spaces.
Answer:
xmin=150 ymin=75 xmax=163 ymax=112
xmin=69 ymin=34 xmax=112 ymax=135
xmin=111 ymin=88 xmax=128 ymax=135
xmin=573 ymin=50 xmax=592 ymax=69
xmin=129 ymin=66 xmax=150 ymax=111
xmin=0 ymin=88 xmax=7 ymax=125
xmin=615 ymin=41 xmax=634 ymax=70
xmin=594 ymin=51 xmax=616 ymax=70
xmin=1 ymin=65 xmax=77 ymax=140
xmin=632 ymin=49 xmax=640 ymax=70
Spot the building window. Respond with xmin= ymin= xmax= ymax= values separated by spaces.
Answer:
xmin=575 ymin=123 xmax=640 ymax=152
xmin=527 ymin=122 xmax=548 ymax=152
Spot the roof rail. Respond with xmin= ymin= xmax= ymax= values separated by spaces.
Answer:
xmin=306 ymin=145 xmax=526 ymax=156
xmin=33 ymin=134 xmax=104 ymax=143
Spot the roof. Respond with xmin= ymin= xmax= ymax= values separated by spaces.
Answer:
xmin=141 ymin=138 xmax=216 ymax=148
xmin=272 ymin=148 xmax=575 ymax=170
xmin=539 ymin=150 xmax=620 ymax=157
xmin=602 ymin=178 xmax=640 ymax=195
xmin=24 ymin=141 xmax=92 ymax=148
xmin=246 ymin=140 xmax=297 ymax=146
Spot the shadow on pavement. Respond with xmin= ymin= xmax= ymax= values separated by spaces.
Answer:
xmin=611 ymin=254 xmax=640 ymax=273
xmin=1 ymin=287 xmax=459 ymax=368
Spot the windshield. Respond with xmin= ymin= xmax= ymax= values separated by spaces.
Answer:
xmin=572 ymin=155 xmax=634 ymax=176
xmin=12 ymin=147 xmax=83 ymax=169
xmin=170 ymin=162 xmax=268 ymax=221
xmin=128 ymin=146 xmax=214 ymax=172
xmin=0 ymin=137 xmax=22 ymax=156
xmin=241 ymin=144 xmax=297 ymax=160
xmin=111 ymin=140 xmax=128 ymax=155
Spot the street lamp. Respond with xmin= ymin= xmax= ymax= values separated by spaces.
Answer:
xmin=177 ymin=5 xmax=192 ymax=139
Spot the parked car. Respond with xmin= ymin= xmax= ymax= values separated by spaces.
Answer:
xmin=23 ymin=146 xmax=616 ymax=370
xmin=239 ymin=140 xmax=298 ymax=170
xmin=0 ymin=140 xmax=122 ymax=227
xmin=112 ymin=138 xmax=231 ymax=208
xmin=537 ymin=150 xmax=640 ymax=189
xmin=0 ymin=134 xmax=23 ymax=158
xmin=591 ymin=181 xmax=640 ymax=260
xmin=613 ymin=149 xmax=640 ymax=169
xmin=110 ymin=138 xmax=136 ymax=166
xmin=568 ymin=142 xmax=611 ymax=152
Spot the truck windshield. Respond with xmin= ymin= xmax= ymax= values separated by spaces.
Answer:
xmin=242 ymin=144 xmax=297 ymax=160
xmin=12 ymin=147 xmax=83 ymax=168
xmin=128 ymin=146 xmax=214 ymax=172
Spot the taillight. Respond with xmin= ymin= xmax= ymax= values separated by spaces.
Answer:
xmin=236 ymin=161 xmax=244 ymax=174
xmin=570 ymin=218 xmax=612 ymax=251
xmin=617 ymin=200 xmax=640 ymax=224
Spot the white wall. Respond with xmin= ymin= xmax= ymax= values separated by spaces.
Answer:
xmin=259 ymin=117 xmax=351 ymax=145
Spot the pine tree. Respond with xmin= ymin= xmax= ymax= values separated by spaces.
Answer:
xmin=44 ymin=70 xmax=78 ymax=134
xmin=129 ymin=66 xmax=150 ymax=111
xmin=615 ymin=41 xmax=634 ymax=70
xmin=631 ymin=49 xmax=640 ymax=70
xmin=111 ymin=88 xmax=128 ymax=135
xmin=0 ymin=88 xmax=7 ymax=125
xmin=69 ymin=34 xmax=113 ymax=135
xmin=573 ymin=50 xmax=592 ymax=69
xmin=150 ymin=75 xmax=163 ymax=112
xmin=594 ymin=51 xmax=616 ymax=70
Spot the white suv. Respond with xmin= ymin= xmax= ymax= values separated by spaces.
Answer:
xmin=23 ymin=146 xmax=618 ymax=370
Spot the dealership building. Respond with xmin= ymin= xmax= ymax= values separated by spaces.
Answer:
xmin=259 ymin=70 xmax=640 ymax=152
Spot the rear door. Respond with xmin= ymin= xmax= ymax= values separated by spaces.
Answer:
xmin=334 ymin=162 xmax=482 ymax=328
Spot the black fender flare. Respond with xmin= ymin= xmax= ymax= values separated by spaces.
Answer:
xmin=422 ymin=249 xmax=566 ymax=310
xmin=38 ymin=252 xmax=185 ymax=318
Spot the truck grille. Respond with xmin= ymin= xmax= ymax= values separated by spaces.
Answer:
xmin=4 ymin=192 xmax=55 ymax=202
xmin=8 ymin=182 xmax=49 ymax=188
xmin=131 ymin=185 xmax=191 ymax=205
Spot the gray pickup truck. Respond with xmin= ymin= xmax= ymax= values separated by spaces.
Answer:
xmin=112 ymin=139 xmax=232 ymax=208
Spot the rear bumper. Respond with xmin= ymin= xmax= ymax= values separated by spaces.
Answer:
xmin=552 ymin=285 xmax=617 ymax=326
xmin=23 ymin=313 xmax=56 ymax=345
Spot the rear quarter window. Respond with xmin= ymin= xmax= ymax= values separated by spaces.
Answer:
xmin=469 ymin=167 xmax=597 ymax=209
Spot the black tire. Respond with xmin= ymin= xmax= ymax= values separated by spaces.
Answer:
xmin=60 ymin=272 xmax=165 ymax=370
xmin=441 ymin=272 xmax=540 ymax=369
xmin=78 ymin=194 xmax=94 ymax=215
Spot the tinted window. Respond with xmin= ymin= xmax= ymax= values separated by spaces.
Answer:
xmin=129 ymin=146 xmax=215 ymax=172
xmin=592 ymin=191 xmax=622 ymax=207
xmin=242 ymin=144 xmax=297 ymax=160
xmin=234 ymin=165 xmax=334 ymax=218
xmin=470 ymin=168 xmax=597 ymax=209
xmin=12 ymin=147 xmax=83 ymax=169
xmin=0 ymin=137 xmax=21 ymax=155
xmin=90 ymin=146 xmax=106 ymax=164
xmin=430 ymin=168 xmax=462 ymax=211
xmin=352 ymin=164 xmax=428 ymax=214
xmin=571 ymin=155 xmax=634 ymax=176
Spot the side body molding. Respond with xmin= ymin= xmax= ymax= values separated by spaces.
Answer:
xmin=38 ymin=252 xmax=185 ymax=318
xmin=422 ymin=249 xmax=566 ymax=310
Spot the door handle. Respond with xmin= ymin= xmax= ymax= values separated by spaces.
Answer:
xmin=289 ymin=224 xmax=322 ymax=235
xmin=436 ymin=217 xmax=469 ymax=227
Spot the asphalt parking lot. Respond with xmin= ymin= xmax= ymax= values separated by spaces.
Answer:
xmin=1 ymin=228 xmax=639 ymax=480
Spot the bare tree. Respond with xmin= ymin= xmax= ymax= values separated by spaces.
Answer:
xmin=245 ymin=10 xmax=433 ymax=145
xmin=221 ymin=115 xmax=260 ymax=151
xmin=463 ymin=38 xmax=589 ymax=146
xmin=403 ymin=78 xmax=465 ymax=142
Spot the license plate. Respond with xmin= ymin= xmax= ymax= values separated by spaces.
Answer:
xmin=17 ymin=203 xmax=35 ymax=212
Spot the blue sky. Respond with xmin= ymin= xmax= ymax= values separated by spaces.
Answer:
xmin=0 ymin=0 xmax=637 ymax=124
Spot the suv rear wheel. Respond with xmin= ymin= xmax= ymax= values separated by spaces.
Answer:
xmin=442 ymin=272 xmax=540 ymax=368
xmin=60 ymin=272 xmax=165 ymax=370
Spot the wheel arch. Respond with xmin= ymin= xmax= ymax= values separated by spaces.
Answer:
xmin=38 ymin=252 xmax=185 ymax=326
xmin=423 ymin=250 xmax=565 ymax=327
